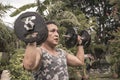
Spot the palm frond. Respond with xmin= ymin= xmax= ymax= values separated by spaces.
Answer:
xmin=0 ymin=3 xmax=14 ymax=18
xmin=36 ymin=0 xmax=47 ymax=15
xmin=58 ymin=11 xmax=81 ymax=27
xmin=10 ymin=3 xmax=37 ymax=17
xmin=48 ymin=1 xmax=65 ymax=12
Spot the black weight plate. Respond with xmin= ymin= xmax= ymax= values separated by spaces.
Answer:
xmin=65 ymin=27 xmax=78 ymax=48
xmin=79 ymin=30 xmax=91 ymax=47
xmin=14 ymin=12 xmax=48 ymax=45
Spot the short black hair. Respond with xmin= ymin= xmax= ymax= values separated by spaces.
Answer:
xmin=45 ymin=21 xmax=58 ymax=26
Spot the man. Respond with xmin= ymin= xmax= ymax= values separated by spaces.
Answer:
xmin=23 ymin=21 xmax=85 ymax=80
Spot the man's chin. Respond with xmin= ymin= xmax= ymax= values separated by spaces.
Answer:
xmin=54 ymin=43 xmax=58 ymax=46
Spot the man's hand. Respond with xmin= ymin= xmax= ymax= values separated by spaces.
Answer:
xmin=77 ymin=35 xmax=82 ymax=46
xmin=85 ymin=54 xmax=94 ymax=60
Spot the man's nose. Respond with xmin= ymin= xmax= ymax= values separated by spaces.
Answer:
xmin=54 ymin=31 xmax=59 ymax=37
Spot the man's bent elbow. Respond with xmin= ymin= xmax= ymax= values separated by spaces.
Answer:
xmin=78 ymin=60 xmax=85 ymax=66
xmin=23 ymin=61 xmax=34 ymax=70
xmin=81 ymin=61 xmax=85 ymax=66
xmin=75 ymin=61 xmax=85 ymax=66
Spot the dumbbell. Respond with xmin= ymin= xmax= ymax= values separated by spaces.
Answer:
xmin=63 ymin=27 xmax=91 ymax=48
xmin=14 ymin=12 xmax=48 ymax=45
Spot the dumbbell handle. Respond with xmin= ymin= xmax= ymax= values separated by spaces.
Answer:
xmin=62 ymin=35 xmax=71 ymax=38
xmin=63 ymin=34 xmax=85 ymax=40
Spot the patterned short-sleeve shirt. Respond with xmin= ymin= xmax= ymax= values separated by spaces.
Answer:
xmin=32 ymin=48 xmax=69 ymax=80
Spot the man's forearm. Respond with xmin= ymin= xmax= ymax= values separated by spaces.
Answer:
xmin=76 ymin=46 xmax=84 ymax=65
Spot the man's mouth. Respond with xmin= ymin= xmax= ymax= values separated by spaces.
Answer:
xmin=54 ymin=38 xmax=59 ymax=41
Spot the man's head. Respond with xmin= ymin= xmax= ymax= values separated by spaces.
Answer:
xmin=45 ymin=21 xmax=59 ymax=47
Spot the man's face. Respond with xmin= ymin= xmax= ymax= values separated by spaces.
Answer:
xmin=46 ymin=24 xmax=59 ymax=46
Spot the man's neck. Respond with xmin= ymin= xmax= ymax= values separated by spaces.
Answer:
xmin=41 ymin=43 xmax=57 ymax=56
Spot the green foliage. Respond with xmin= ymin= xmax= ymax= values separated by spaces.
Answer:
xmin=105 ymin=31 xmax=120 ymax=75
xmin=8 ymin=49 xmax=33 ymax=80
xmin=59 ymin=11 xmax=81 ymax=27
xmin=0 ymin=23 xmax=16 ymax=52
xmin=68 ymin=66 xmax=82 ymax=80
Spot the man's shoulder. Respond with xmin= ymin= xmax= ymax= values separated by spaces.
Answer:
xmin=56 ymin=48 xmax=64 ymax=52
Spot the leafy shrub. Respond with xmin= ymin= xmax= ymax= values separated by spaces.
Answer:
xmin=8 ymin=49 xmax=33 ymax=80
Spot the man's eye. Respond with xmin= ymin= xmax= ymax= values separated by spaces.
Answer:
xmin=50 ymin=29 xmax=59 ymax=33
xmin=51 ymin=29 xmax=56 ymax=32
